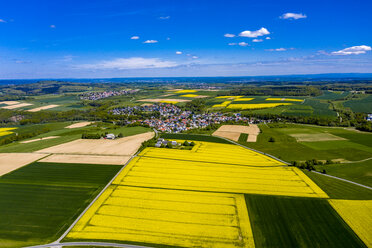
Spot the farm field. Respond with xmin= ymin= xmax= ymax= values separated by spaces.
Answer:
xmin=63 ymin=138 xmax=372 ymax=247
xmin=343 ymin=95 xmax=372 ymax=113
xmin=0 ymin=125 xmax=151 ymax=153
xmin=0 ymin=162 xmax=121 ymax=248
xmin=329 ymin=199 xmax=372 ymax=247
xmin=212 ymin=124 xmax=260 ymax=142
xmin=36 ymin=131 xmax=154 ymax=156
xmin=0 ymin=153 xmax=47 ymax=176
xmin=239 ymin=123 xmax=372 ymax=162
xmin=245 ymin=194 xmax=365 ymax=248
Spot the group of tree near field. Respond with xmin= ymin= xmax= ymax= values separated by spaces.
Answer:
xmin=291 ymin=159 xmax=330 ymax=174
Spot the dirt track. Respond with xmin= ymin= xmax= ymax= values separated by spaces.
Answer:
xmin=65 ymin=122 xmax=93 ymax=129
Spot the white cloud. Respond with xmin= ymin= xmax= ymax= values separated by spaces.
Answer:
xmin=176 ymin=51 xmax=182 ymax=55
xmin=228 ymin=43 xmax=237 ymax=46
xmin=224 ymin=33 xmax=236 ymax=38
xmin=143 ymin=40 xmax=158 ymax=44
xmin=266 ymin=48 xmax=287 ymax=51
xmin=130 ymin=36 xmax=140 ymax=40
xmin=50 ymin=24 xmax=56 ymax=28
xmin=79 ymin=57 xmax=177 ymax=70
xmin=159 ymin=16 xmax=170 ymax=20
xmin=239 ymin=42 xmax=249 ymax=47
xmin=280 ymin=13 xmax=307 ymax=20
xmin=192 ymin=56 xmax=198 ymax=59
xmin=266 ymin=37 xmax=271 ymax=40
xmin=0 ymin=19 xmax=6 ymax=23
xmin=166 ymin=37 xmax=171 ymax=40
xmin=239 ymin=27 xmax=270 ymax=38
xmin=331 ymin=45 xmax=372 ymax=55
xmin=252 ymin=39 xmax=263 ymax=42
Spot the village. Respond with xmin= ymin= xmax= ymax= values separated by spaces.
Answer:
xmin=110 ymin=103 xmax=265 ymax=133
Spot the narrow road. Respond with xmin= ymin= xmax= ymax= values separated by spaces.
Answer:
xmin=311 ymin=171 xmax=372 ymax=190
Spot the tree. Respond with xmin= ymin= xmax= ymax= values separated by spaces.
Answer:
xmin=117 ymin=132 xmax=123 ymax=138
xmin=268 ymin=137 xmax=275 ymax=142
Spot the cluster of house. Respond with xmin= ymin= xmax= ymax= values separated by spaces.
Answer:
xmin=80 ymin=89 xmax=139 ymax=101
xmin=110 ymin=103 xmax=180 ymax=116
xmin=111 ymin=103 xmax=261 ymax=133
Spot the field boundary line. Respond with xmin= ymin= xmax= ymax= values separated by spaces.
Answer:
xmin=53 ymin=151 xmax=141 ymax=243
xmin=311 ymin=171 xmax=372 ymax=190
xmin=23 ymin=241 xmax=151 ymax=248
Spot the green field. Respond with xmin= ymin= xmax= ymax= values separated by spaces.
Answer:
xmin=0 ymin=125 xmax=151 ymax=153
xmin=304 ymin=171 xmax=372 ymax=200
xmin=245 ymin=194 xmax=365 ymax=248
xmin=240 ymin=124 xmax=372 ymax=162
xmin=0 ymin=162 xmax=121 ymax=248
xmin=343 ymin=95 xmax=372 ymax=113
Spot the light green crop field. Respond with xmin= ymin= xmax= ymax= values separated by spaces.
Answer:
xmin=0 ymin=162 xmax=121 ymax=248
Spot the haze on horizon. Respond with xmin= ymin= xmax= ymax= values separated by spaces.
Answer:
xmin=0 ymin=0 xmax=371 ymax=79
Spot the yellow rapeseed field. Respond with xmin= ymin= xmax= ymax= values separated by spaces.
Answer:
xmin=0 ymin=127 xmax=17 ymax=137
xmin=159 ymin=100 xmax=179 ymax=104
xmin=329 ymin=200 xmax=372 ymax=247
xmin=180 ymin=94 xmax=200 ymax=97
xmin=233 ymin=98 xmax=254 ymax=101
xmin=174 ymin=89 xmax=197 ymax=93
xmin=67 ymin=139 xmax=327 ymax=247
xmin=227 ymin=103 xmax=293 ymax=109
xmin=212 ymin=101 xmax=232 ymax=108
xmin=68 ymin=186 xmax=255 ymax=248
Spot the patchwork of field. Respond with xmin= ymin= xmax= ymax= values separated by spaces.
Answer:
xmin=36 ymin=132 xmax=154 ymax=156
xmin=27 ymin=104 xmax=59 ymax=112
xmin=329 ymin=199 xmax=372 ymax=247
xmin=289 ymin=133 xmax=346 ymax=142
xmin=0 ymin=153 xmax=47 ymax=176
xmin=39 ymin=154 xmax=131 ymax=165
xmin=0 ymin=101 xmax=20 ymax=105
xmin=64 ymin=139 xmax=336 ymax=247
xmin=213 ymin=125 xmax=260 ymax=142
xmin=67 ymin=186 xmax=254 ymax=248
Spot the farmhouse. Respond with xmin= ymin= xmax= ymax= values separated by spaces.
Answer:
xmin=105 ymin=133 xmax=116 ymax=139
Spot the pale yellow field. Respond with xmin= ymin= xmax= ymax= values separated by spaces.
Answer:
xmin=0 ymin=101 xmax=20 ymax=105
xmin=290 ymin=133 xmax=346 ymax=142
xmin=36 ymin=132 xmax=154 ymax=156
xmin=39 ymin=154 xmax=131 ymax=165
xmin=329 ymin=200 xmax=372 ymax=247
xmin=212 ymin=125 xmax=260 ymax=142
xmin=0 ymin=153 xmax=48 ymax=176
xmin=27 ymin=104 xmax=59 ymax=112
xmin=227 ymin=103 xmax=293 ymax=109
xmin=1 ymin=103 xmax=33 ymax=109
xmin=65 ymin=122 xmax=93 ymax=129
xmin=0 ymin=127 xmax=17 ymax=137
xmin=67 ymin=186 xmax=255 ymax=248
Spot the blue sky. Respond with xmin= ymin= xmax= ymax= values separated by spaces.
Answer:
xmin=0 ymin=0 xmax=371 ymax=79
